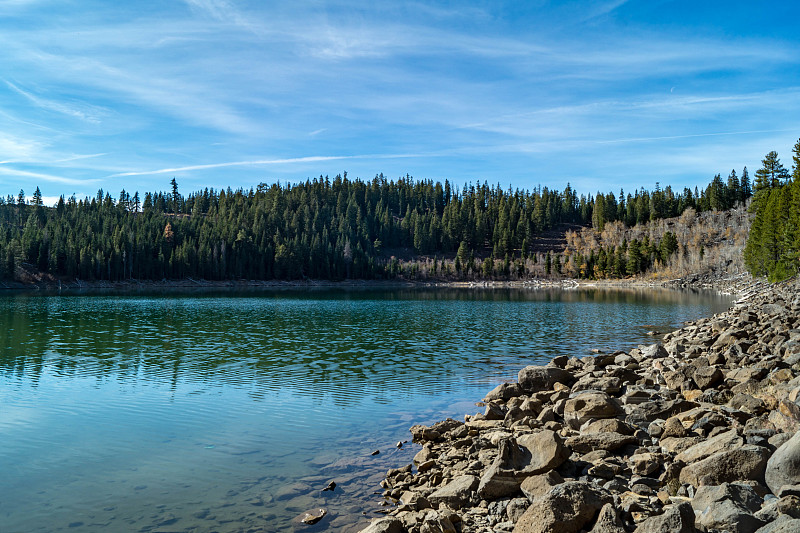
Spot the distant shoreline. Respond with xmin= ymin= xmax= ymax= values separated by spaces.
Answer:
xmin=0 ymin=272 xmax=754 ymax=295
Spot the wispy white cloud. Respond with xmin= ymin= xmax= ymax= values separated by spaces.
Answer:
xmin=594 ymin=129 xmax=798 ymax=145
xmin=0 ymin=133 xmax=44 ymax=161
xmin=0 ymin=166 xmax=98 ymax=185
xmin=182 ymin=0 xmax=262 ymax=35
xmin=54 ymin=153 xmax=107 ymax=163
xmin=5 ymin=80 xmax=107 ymax=123
xmin=108 ymin=153 xmax=426 ymax=178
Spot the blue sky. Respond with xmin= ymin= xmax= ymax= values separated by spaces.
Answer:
xmin=1 ymin=0 xmax=799 ymax=205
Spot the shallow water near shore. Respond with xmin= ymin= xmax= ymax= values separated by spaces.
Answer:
xmin=0 ymin=287 xmax=732 ymax=533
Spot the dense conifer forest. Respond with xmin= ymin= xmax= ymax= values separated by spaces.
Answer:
xmin=1 ymin=137 xmax=797 ymax=284
xmin=743 ymin=140 xmax=800 ymax=282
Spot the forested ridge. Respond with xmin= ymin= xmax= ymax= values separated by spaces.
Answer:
xmin=0 ymin=140 xmax=792 ymax=284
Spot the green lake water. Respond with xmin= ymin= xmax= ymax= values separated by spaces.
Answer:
xmin=0 ymin=287 xmax=732 ymax=532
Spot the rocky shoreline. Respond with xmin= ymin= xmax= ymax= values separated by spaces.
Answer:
xmin=360 ymin=276 xmax=800 ymax=533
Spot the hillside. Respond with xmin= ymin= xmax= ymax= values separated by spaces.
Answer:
xmin=561 ymin=205 xmax=751 ymax=281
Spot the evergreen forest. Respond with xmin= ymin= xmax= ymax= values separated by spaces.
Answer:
xmin=0 ymin=137 xmax=797 ymax=284
xmin=743 ymin=140 xmax=800 ymax=282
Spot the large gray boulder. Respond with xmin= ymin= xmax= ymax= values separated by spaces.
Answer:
xmin=754 ymin=516 xmax=800 ymax=533
xmin=478 ymin=431 xmax=569 ymax=499
xmin=633 ymin=502 xmax=698 ymax=532
xmin=695 ymin=499 xmax=764 ymax=533
xmin=626 ymin=399 xmax=697 ymax=429
xmin=680 ymin=445 xmax=770 ymax=487
xmin=428 ymin=474 xmax=478 ymax=509
xmin=512 ymin=481 xmax=612 ymax=533
xmin=675 ymin=429 xmax=743 ymax=464
xmin=692 ymin=483 xmax=765 ymax=533
xmin=563 ymin=392 xmax=623 ymax=429
xmin=517 ymin=366 xmax=573 ymax=393
xmin=765 ymin=429 xmax=800 ymax=496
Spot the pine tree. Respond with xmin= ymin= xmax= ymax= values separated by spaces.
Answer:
xmin=754 ymin=151 xmax=790 ymax=191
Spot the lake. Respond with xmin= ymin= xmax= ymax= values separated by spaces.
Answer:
xmin=0 ymin=287 xmax=732 ymax=533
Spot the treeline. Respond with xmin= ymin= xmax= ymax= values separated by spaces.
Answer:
xmin=0 ymin=165 xmax=754 ymax=283
xmin=590 ymin=169 xmax=751 ymax=231
xmin=744 ymin=142 xmax=800 ymax=281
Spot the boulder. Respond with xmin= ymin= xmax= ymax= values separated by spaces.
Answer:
xmin=478 ymin=432 xmax=569 ymax=499
xmin=427 ymin=475 xmax=478 ymax=509
xmin=640 ymin=344 xmax=669 ymax=360
xmin=626 ymin=399 xmax=697 ymax=429
xmin=357 ymin=517 xmax=405 ymax=533
xmin=675 ymin=429 xmax=743 ymax=464
xmin=565 ymin=432 xmax=637 ymax=453
xmin=589 ymin=503 xmax=626 ymax=533
xmin=753 ymin=516 xmax=800 ymax=533
xmin=512 ymin=481 xmax=612 ymax=533
xmin=692 ymin=482 xmax=763 ymax=513
xmin=581 ymin=418 xmax=635 ymax=435
xmin=765 ymin=428 xmax=800 ymax=496
xmin=571 ymin=375 xmax=623 ymax=394
xmin=518 ymin=366 xmax=574 ymax=393
xmin=630 ymin=452 xmax=663 ymax=476
xmin=516 ymin=431 xmax=570 ymax=473
xmin=693 ymin=366 xmax=724 ymax=390
xmin=679 ymin=445 xmax=770 ymax=487
xmin=633 ymin=501 xmax=697 ymax=532
xmin=692 ymin=483 xmax=764 ymax=533
xmin=695 ymin=499 xmax=764 ymax=533
xmin=419 ymin=510 xmax=457 ymax=533
xmin=485 ymin=382 xmax=522 ymax=402
xmin=563 ymin=392 xmax=623 ymax=430
xmin=661 ymin=416 xmax=688 ymax=439
xmin=520 ymin=470 xmax=564 ymax=502
xmin=730 ymin=393 xmax=768 ymax=415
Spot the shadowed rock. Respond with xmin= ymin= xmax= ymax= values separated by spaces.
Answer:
xmin=517 ymin=366 xmax=574 ymax=393
xmin=512 ymin=481 xmax=612 ymax=533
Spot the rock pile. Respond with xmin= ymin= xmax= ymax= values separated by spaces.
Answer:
xmin=359 ymin=278 xmax=800 ymax=533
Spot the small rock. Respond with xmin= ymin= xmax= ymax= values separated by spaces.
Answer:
xmin=299 ymin=508 xmax=327 ymax=525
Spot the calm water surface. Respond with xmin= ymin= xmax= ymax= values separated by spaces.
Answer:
xmin=0 ymin=287 xmax=732 ymax=532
